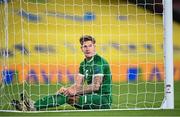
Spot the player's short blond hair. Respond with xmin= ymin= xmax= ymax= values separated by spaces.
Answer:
xmin=79 ymin=35 xmax=96 ymax=45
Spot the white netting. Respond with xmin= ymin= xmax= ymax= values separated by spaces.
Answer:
xmin=0 ymin=0 xmax=165 ymax=111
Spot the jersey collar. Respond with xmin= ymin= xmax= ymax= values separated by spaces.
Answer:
xmin=85 ymin=53 xmax=96 ymax=63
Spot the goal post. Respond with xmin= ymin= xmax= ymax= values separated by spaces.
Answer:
xmin=161 ymin=0 xmax=174 ymax=109
xmin=0 ymin=0 xmax=174 ymax=111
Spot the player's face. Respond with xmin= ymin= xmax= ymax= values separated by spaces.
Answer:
xmin=81 ymin=41 xmax=96 ymax=59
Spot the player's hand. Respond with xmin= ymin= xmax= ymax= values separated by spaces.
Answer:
xmin=56 ymin=87 xmax=67 ymax=94
xmin=64 ymin=88 xmax=77 ymax=96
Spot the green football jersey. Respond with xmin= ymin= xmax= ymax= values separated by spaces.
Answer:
xmin=79 ymin=54 xmax=112 ymax=95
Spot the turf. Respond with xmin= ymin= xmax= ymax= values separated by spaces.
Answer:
xmin=0 ymin=81 xmax=180 ymax=116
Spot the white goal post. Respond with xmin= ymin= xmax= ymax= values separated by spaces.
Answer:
xmin=161 ymin=0 xmax=174 ymax=109
xmin=0 ymin=0 xmax=174 ymax=111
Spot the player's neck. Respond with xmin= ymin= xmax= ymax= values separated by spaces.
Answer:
xmin=85 ymin=53 xmax=96 ymax=62
xmin=86 ymin=56 xmax=93 ymax=61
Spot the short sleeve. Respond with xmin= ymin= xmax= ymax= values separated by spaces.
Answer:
xmin=93 ymin=63 xmax=104 ymax=77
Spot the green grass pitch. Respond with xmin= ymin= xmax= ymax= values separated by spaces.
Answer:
xmin=0 ymin=81 xmax=180 ymax=116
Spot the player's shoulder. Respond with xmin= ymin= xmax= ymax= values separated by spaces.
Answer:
xmin=80 ymin=59 xmax=85 ymax=66
xmin=94 ymin=54 xmax=108 ymax=64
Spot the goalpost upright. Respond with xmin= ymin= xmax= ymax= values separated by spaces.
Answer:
xmin=161 ymin=0 xmax=174 ymax=109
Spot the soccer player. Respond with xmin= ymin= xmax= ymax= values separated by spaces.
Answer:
xmin=11 ymin=35 xmax=112 ymax=111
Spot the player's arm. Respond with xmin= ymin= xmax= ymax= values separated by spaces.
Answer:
xmin=76 ymin=75 xmax=103 ymax=95
xmin=68 ymin=74 xmax=84 ymax=90
xmin=63 ymin=74 xmax=84 ymax=96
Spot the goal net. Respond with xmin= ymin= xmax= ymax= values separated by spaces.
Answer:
xmin=0 ymin=0 xmax=173 ymax=111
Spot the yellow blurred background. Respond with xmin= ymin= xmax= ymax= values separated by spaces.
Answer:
xmin=0 ymin=0 xmax=179 ymax=84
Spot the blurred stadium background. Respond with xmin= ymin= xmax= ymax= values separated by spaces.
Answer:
xmin=0 ymin=0 xmax=180 ymax=116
